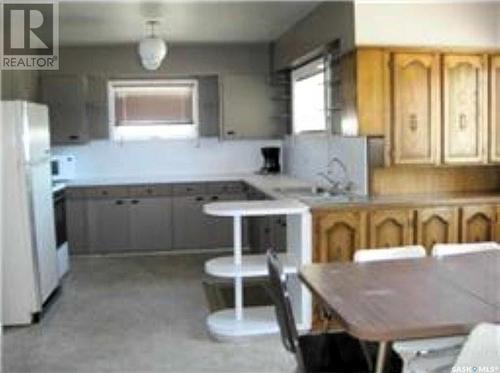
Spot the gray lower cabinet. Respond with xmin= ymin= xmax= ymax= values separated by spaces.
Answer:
xmin=86 ymin=197 xmax=173 ymax=253
xmin=172 ymin=193 xmax=249 ymax=250
xmin=248 ymin=215 xmax=287 ymax=253
xmin=173 ymin=195 xmax=208 ymax=250
xmin=204 ymin=193 xmax=248 ymax=249
xmin=66 ymin=182 xmax=258 ymax=254
xmin=270 ymin=216 xmax=287 ymax=252
xmin=66 ymin=198 xmax=89 ymax=254
xmin=130 ymin=197 xmax=173 ymax=251
xmin=87 ymin=198 xmax=130 ymax=253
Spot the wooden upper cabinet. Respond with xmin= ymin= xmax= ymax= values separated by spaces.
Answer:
xmin=339 ymin=48 xmax=388 ymax=137
xmin=443 ymin=54 xmax=488 ymax=164
xmin=313 ymin=211 xmax=367 ymax=263
xmin=490 ymin=56 xmax=500 ymax=162
xmin=391 ymin=53 xmax=440 ymax=165
xmin=416 ymin=207 xmax=459 ymax=254
xmin=368 ymin=209 xmax=413 ymax=248
xmin=461 ymin=205 xmax=496 ymax=243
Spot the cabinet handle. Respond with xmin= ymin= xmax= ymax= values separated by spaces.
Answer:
xmin=69 ymin=135 xmax=80 ymax=140
xmin=459 ymin=113 xmax=467 ymax=131
xmin=115 ymin=200 xmax=124 ymax=205
xmin=196 ymin=196 xmax=204 ymax=201
xmin=409 ymin=114 xmax=418 ymax=131
xmin=211 ymin=196 xmax=219 ymax=201
xmin=131 ymin=199 xmax=139 ymax=204
xmin=226 ymin=130 xmax=235 ymax=136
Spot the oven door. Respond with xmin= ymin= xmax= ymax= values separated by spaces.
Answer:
xmin=53 ymin=189 xmax=67 ymax=248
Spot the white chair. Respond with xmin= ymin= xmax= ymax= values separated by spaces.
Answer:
xmin=452 ymin=323 xmax=500 ymax=371
xmin=432 ymin=241 xmax=500 ymax=257
xmin=354 ymin=245 xmax=426 ymax=263
xmin=354 ymin=245 xmax=466 ymax=373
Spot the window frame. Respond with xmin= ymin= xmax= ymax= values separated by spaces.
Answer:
xmin=107 ymin=79 xmax=200 ymax=141
xmin=291 ymin=57 xmax=329 ymax=135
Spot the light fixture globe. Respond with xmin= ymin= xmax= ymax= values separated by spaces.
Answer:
xmin=138 ymin=37 xmax=167 ymax=70
xmin=138 ymin=20 xmax=167 ymax=71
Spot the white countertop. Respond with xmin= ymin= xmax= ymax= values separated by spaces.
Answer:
xmin=204 ymin=199 xmax=308 ymax=216
xmin=52 ymin=182 xmax=67 ymax=193
xmin=61 ymin=173 xmax=377 ymax=211
xmin=68 ymin=173 xmax=309 ymax=196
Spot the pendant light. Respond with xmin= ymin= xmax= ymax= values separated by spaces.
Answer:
xmin=138 ymin=20 xmax=167 ymax=71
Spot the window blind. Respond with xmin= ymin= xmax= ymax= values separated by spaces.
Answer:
xmin=113 ymin=84 xmax=195 ymax=126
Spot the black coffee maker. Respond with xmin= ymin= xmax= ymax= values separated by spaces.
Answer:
xmin=259 ymin=147 xmax=281 ymax=174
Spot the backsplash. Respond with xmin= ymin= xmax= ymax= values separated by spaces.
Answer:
xmin=52 ymin=138 xmax=282 ymax=180
xmin=53 ymin=135 xmax=368 ymax=194
xmin=283 ymin=134 xmax=368 ymax=195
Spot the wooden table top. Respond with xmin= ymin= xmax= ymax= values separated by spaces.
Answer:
xmin=299 ymin=251 xmax=500 ymax=342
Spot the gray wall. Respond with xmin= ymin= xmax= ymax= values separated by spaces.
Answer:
xmin=1 ymin=70 xmax=40 ymax=101
xmin=41 ymin=43 xmax=272 ymax=139
xmin=52 ymin=43 xmax=270 ymax=76
xmin=273 ymin=2 xmax=355 ymax=71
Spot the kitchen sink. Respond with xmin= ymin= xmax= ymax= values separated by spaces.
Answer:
xmin=273 ymin=186 xmax=365 ymax=204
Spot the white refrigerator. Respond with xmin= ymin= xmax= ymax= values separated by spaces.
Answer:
xmin=2 ymin=101 xmax=60 ymax=325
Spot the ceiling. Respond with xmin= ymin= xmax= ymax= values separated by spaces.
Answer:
xmin=59 ymin=1 xmax=320 ymax=46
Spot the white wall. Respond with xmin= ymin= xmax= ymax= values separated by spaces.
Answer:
xmin=355 ymin=1 xmax=500 ymax=48
xmin=283 ymin=134 xmax=368 ymax=195
xmin=52 ymin=138 xmax=281 ymax=180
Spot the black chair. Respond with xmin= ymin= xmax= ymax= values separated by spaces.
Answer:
xmin=266 ymin=249 xmax=373 ymax=373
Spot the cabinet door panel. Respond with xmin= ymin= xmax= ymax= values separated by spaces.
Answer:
xmin=392 ymin=53 xmax=439 ymax=164
xmin=130 ymin=198 xmax=173 ymax=251
xmin=461 ymin=205 xmax=496 ymax=243
xmin=369 ymin=209 xmax=413 ymax=248
xmin=490 ymin=56 xmax=500 ymax=162
xmin=87 ymin=198 xmax=130 ymax=252
xmin=416 ymin=207 xmax=459 ymax=254
xmin=204 ymin=193 xmax=249 ymax=249
xmin=172 ymin=196 xmax=207 ymax=250
xmin=314 ymin=211 xmax=367 ymax=263
xmin=248 ymin=216 xmax=273 ymax=253
xmin=221 ymin=74 xmax=281 ymax=139
xmin=66 ymin=198 xmax=89 ymax=255
xmin=270 ymin=216 xmax=287 ymax=252
xmin=41 ymin=75 xmax=89 ymax=144
xmin=443 ymin=55 xmax=487 ymax=164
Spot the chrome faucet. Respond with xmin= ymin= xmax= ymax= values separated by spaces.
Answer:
xmin=317 ymin=157 xmax=353 ymax=195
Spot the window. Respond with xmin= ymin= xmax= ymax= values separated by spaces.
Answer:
xmin=292 ymin=58 xmax=327 ymax=134
xmin=108 ymin=79 xmax=199 ymax=141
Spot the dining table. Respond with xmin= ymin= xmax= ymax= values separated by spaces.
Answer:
xmin=299 ymin=250 xmax=500 ymax=373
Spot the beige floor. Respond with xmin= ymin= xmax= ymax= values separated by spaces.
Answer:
xmin=3 ymin=254 xmax=295 ymax=373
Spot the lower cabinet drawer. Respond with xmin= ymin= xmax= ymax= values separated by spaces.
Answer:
xmin=172 ymin=183 xmax=207 ymax=196
xmin=86 ymin=186 xmax=130 ymax=198
xmin=128 ymin=184 xmax=172 ymax=198
xmin=206 ymin=181 xmax=247 ymax=195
